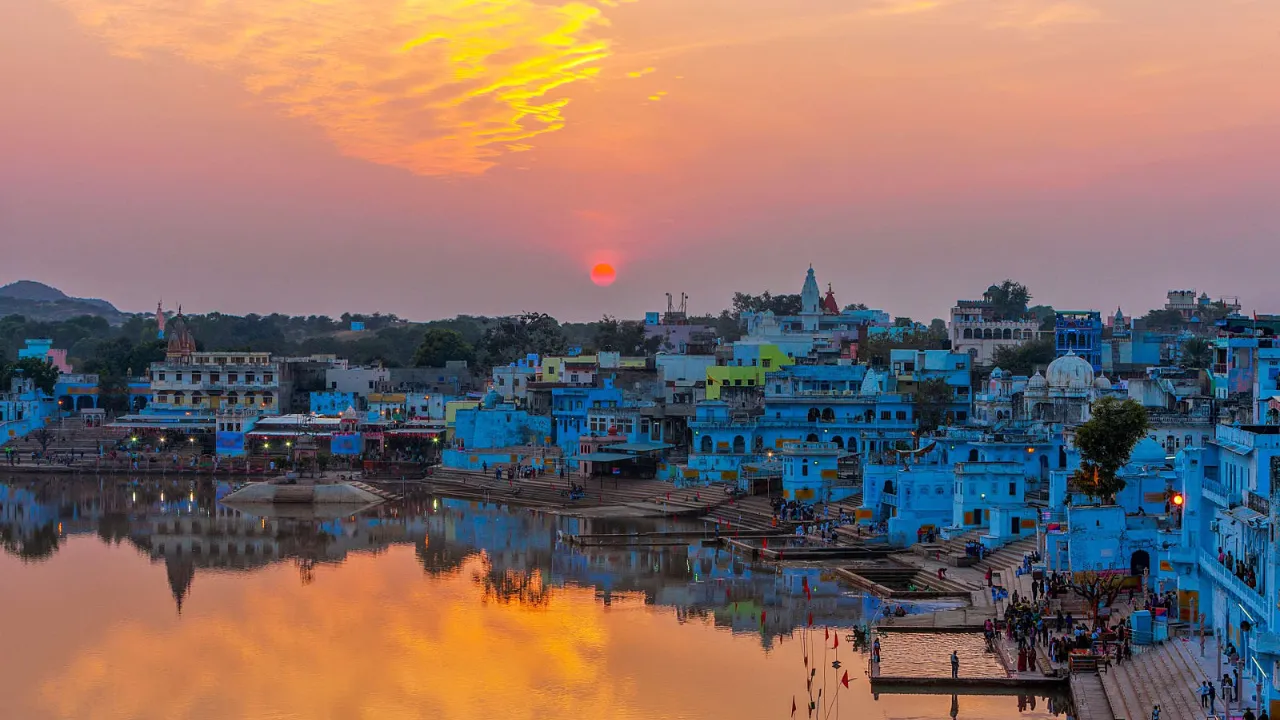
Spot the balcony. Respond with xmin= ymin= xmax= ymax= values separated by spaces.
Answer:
xmin=1201 ymin=478 xmax=1239 ymax=507
xmin=1198 ymin=550 xmax=1267 ymax=620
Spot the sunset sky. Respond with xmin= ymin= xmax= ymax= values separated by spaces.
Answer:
xmin=2 ymin=0 xmax=1277 ymax=322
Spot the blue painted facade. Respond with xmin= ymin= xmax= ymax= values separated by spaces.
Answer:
xmin=1055 ymin=310 xmax=1103 ymax=371
xmin=310 ymin=391 xmax=358 ymax=415
xmin=1 ymin=377 xmax=57 ymax=443
xmin=452 ymin=406 xmax=552 ymax=451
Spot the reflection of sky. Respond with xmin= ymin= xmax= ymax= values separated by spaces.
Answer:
xmin=0 ymin=482 xmax=1067 ymax=719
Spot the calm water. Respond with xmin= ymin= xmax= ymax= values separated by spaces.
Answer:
xmin=1 ymin=477 xmax=1066 ymax=720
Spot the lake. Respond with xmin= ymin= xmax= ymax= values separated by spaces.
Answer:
xmin=0 ymin=477 xmax=1068 ymax=720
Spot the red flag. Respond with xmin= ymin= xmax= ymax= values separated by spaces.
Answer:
xmin=825 ymin=627 xmax=829 ymax=640
xmin=807 ymin=611 xmax=813 ymax=627
xmin=802 ymin=577 xmax=809 ymax=592
xmin=841 ymin=671 xmax=850 ymax=688
xmin=760 ymin=610 xmax=766 ymax=624
xmin=833 ymin=633 xmax=839 ymax=649
xmin=805 ymin=586 xmax=811 ymax=601
xmin=792 ymin=697 xmax=797 ymax=717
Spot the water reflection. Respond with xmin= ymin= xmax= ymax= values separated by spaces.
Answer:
xmin=1 ymin=478 xmax=1066 ymax=720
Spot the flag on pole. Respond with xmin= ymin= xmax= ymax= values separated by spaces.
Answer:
xmin=791 ymin=697 xmax=796 ymax=717
xmin=833 ymin=634 xmax=839 ymax=649
xmin=841 ymin=671 xmax=850 ymax=688
xmin=824 ymin=627 xmax=829 ymax=640
xmin=807 ymin=611 xmax=813 ymax=627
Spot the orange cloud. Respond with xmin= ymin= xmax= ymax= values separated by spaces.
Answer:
xmin=56 ymin=0 xmax=636 ymax=175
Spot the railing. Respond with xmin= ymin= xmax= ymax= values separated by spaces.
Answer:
xmin=1201 ymin=478 xmax=1239 ymax=507
xmin=1198 ymin=550 xmax=1267 ymax=620
xmin=881 ymin=491 xmax=898 ymax=506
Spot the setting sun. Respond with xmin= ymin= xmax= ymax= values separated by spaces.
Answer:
xmin=590 ymin=263 xmax=616 ymax=287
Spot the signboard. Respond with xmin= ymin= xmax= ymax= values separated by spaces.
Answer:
xmin=331 ymin=433 xmax=363 ymax=456
xmin=215 ymin=431 xmax=246 ymax=457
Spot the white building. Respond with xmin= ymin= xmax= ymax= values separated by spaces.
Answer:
xmin=949 ymin=295 xmax=1042 ymax=366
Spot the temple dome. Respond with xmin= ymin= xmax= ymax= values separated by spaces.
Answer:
xmin=859 ymin=370 xmax=881 ymax=395
xmin=1130 ymin=438 xmax=1167 ymax=465
xmin=1027 ymin=371 xmax=1047 ymax=390
xmin=1094 ymin=375 xmax=1112 ymax=390
xmin=1045 ymin=351 xmax=1094 ymax=389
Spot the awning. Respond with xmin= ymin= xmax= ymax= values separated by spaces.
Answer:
xmin=578 ymin=452 xmax=634 ymax=462
xmin=604 ymin=441 xmax=674 ymax=453
xmin=1227 ymin=506 xmax=1268 ymax=526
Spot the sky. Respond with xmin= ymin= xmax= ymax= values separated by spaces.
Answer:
xmin=2 ymin=0 xmax=1278 ymax=323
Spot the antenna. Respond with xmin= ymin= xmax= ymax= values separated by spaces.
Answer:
xmin=680 ymin=293 xmax=688 ymax=314
xmin=666 ymin=292 xmax=674 ymax=315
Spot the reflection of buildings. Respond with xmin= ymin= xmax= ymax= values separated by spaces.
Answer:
xmin=3 ymin=482 xmax=879 ymax=645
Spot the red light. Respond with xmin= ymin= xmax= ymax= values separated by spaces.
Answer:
xmin=1172 ymin=494 xmax=1184 ymax=506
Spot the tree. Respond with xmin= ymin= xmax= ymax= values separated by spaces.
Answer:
xmin=1068 ymin=570 xmax=1129 ymax=629
xmin=0 ymin=357 xmax=61 ymax=395
xmin=857 ymin=331 xmax=947 ymax=367
xmin=731 ymin=292 xmax=803 ymax=316
xmin=412 ymin=329 xmax=474 ymax=367
xmin=28 ymin=424 xmax=55 ymax=455
xmin=843 ymin=303 xmax=869 ymax=312
xmin=986 ymin=281 xmax=1032 ymax=321
xmin=913 ymin=378 xmax=954 ymax=434
xmin=478 ymin=313 xmax=567 ymax=368
xmin=1070 ymin=397 xmax=1151 ymax=504
xmin=593 ymin=315 xmax=649 ymax=354
xmin=1141 ymin=308 xmax=1186 ymax=329
xmin=893 ymin=317 xmax=915 ymax=328
xmin=1180 ymin=337 xmax=1213 ymax=370
xmin=991 ymin=338 xmax=1056 ymax=376
xmin=1028 ymin=305 xmax=1056 ymax=331
xmin=928 ymin=318 xmax=948 ymax=338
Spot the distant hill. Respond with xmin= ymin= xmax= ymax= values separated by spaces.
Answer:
xmin=0 ymin=281 xmax=128 ymax=324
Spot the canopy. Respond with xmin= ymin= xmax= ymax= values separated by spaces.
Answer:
xmin=578 ymin=452 xmax=633 ymax=462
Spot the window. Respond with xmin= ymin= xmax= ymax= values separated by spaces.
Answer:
xmin=211 ymin=373 xmax=220 ymax=382
xmin=226 ymin=372 xmax=238 ymax=382
xmin=763 ymin=359 xmax=772 ymax=368
xmin=192 ymin=373 xmax=202 ymax=382
xmin=245 ymin=374 xmax=256 ymax=383
xmin=895 ymin=411 xmax=906 ymax=421
xmin=1009 ymin=482 xmax=1017 ymax=496
xmin=801 ymin=462 xmax=809 ymax=476
xmin=159 ymin=373 xmax=166 ymax=381
xmin=570 ymin=374 xmax=579 ymax=382
xmin=264 ymin=374 xmax=274 ymax=383
xmin=880 ymin=411 xmax=890 ymax=420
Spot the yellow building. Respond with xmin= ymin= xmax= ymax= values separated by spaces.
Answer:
xmin=705 ymin=343 xmax=793 ymax=400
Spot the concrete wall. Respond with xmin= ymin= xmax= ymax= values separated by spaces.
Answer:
xmin=453 ymin=408 xmax=552 ymax=450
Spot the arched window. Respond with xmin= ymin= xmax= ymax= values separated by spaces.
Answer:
xmin=1003 ymin=329 xmax=1013 ymax=340
xmin=963 ymin=328 xmax=973 ymax=339
xmin=807 ymin=408 xmax=820 ymax=422
xmin=733 ymin=435 xmax=746 ymax=453
xmin=806 ymin=433 xmax=820 ymax=442
xmin=832 ymin=436 xmax=844 ymax=449
xmin=968 ymin=448 xmax=979 ymax=462
xmin=802 ymin=461 xmax=809 ymax=477
xmin=821 ymin=408 xmax=835 ymax=422
xmin=700 ymin=435 xmax=712 ymax=453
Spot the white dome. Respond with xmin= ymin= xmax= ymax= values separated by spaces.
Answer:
xmin=1130 ymin=438 xmax=1167 ymax=465
xmin=1045 ymin=351 xmax=1094 ymax=389
xmin=1027 ymin=371 xmax=1047 ymax=389
xmin=1094 ymin=375 xmax=1112 ymax=390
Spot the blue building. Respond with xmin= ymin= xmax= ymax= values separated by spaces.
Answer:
xmin=1 ymin=375 xmax=57 ymax=443
xmin=310 ymin=391 xmax=359 ymax=415
xmin=687 ymin=353 xmax=973 ymax=485
xmin=1056 ymin=310 xmax=1103 ymax=371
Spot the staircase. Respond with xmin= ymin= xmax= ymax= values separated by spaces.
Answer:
xmin=1100 ymin=641 xmax=1204 ymax=720
xmin=0 ymin=419 xmax=129 ymax=456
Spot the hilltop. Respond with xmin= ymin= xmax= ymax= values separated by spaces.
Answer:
xmin=0 ymin=281 xmax=128 ymax=324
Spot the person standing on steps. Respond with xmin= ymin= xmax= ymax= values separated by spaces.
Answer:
xmin=950 ymin=650 xmax=959 ymax=679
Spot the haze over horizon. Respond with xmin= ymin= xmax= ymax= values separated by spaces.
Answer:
xmin=3 ymin=0 xmax=1278 ymax=323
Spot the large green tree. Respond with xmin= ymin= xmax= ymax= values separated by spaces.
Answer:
xmin=593 ymin=315 xmax=650 ymax=354
xmin=1180 ymin=337 xmax=1213 ymax=370
xmin=857 ymin=331 xmax=947 ymax=367
xmin=913 ymin=378 xmax=954 ymax=434
xmin=412 ymin=328 xmax=474 ymax=367
xmin=991 ymin=338 xmax=1056 ymax=376
xmin=1070 ymin=397 xmax=1151 ymax=504
xmin=479 ymin=313 xmax=567 ymax=368
xmin=987 ymin=280 xmax=1032 ymax=321
xmin=0 ymin=357 xmax=61 ymax=395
